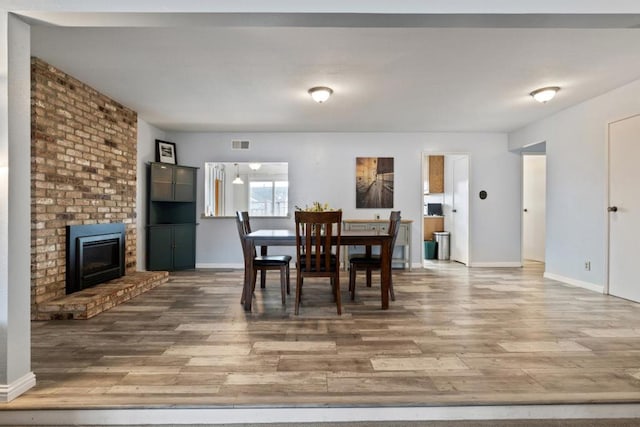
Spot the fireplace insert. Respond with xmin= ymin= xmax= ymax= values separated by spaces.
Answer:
xmin=66 ymin=223 xmax=125 ymax=294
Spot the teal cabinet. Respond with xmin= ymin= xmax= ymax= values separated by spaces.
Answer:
xmin=147 ymin=224 xmax=196 ymax=271
xmin=147 ymin=226 xmax=173 ymax=271
xmin=147 ymin=162 xmax=198 ymax=271
xmin=173 ymin=167 xmax=196 ymax=202
xmin=149 ymin=163 xmax=196 ymax=202
xmin=172 ymin=224 xmax=196 ymax=270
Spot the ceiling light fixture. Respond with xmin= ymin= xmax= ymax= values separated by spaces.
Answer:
xmin=232 ymin=163 xmax=244 ymax=185
xmin=308 ymin=86 xmax=333 ymax=103
xmin=248 ymin=163 xmax=262 ymax=171
xmin=530 ymin=86 xmax=560 ymax=103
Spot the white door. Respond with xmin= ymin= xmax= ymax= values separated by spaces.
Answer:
xmin=451 ymin=156 xmax=469 ymax=265
xmin=609 ymin=114 xmax=640 ymax=302
xmin=522 ymin=155 xmax=546 ymax=262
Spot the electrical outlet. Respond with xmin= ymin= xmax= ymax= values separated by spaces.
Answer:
xmin=585 ymin=261 xmax=591 ymax=271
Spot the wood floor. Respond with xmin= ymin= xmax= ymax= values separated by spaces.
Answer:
xmin=5 ymin=261 xmax=640 ymax=409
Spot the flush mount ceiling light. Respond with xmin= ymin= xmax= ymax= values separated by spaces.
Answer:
xmin=308 ymin=86 xmax=333 ymax=103
xmin=248 ymin=163 xmax=262 ymax=171
xmin=530 ymin=86 xmax=560 ymax=103
xmin=232 ymin=163 xmax=244 ymax=185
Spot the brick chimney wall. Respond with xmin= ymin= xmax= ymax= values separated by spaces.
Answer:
xmin=31 ymin=57 xmax=138 ymax=319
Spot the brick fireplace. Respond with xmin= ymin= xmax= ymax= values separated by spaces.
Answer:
xmin=31 ymin=58 xmax=166 ymax=320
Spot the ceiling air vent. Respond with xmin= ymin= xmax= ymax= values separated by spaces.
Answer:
xmin=231 ymin=140 xmax=250 ymax=150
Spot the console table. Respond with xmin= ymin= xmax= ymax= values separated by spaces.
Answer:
xmin=342 ymin=219 xmax=412 ymax=270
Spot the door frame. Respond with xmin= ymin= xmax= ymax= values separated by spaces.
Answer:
xmin=516 ymin=141 xmax=546 ymax=268
xmin=606 ymin=113 xmax=640 ymax=296
xmin=521 ymin=153 xmax=546 ymax=264
xmin=420 ymin=151 xmax=471 ymax=266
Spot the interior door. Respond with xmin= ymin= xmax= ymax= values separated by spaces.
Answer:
xmin=609 ymin=114 xmax=640 ymax=302
xmin=522 ymin=155 xmax=546 ymax=262
xmin=451 ymin=156 xmax=469 ymax=265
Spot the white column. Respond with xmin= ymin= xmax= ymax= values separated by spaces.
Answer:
xmin=0 ymin=10 xmax=35 ymax=402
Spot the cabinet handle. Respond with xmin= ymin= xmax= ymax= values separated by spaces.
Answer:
xmin=608 ymin=206 xmax=618 ymax=212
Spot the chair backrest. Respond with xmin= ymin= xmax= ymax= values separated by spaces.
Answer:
xmin=294 ymin=210 xmax=342 ymax=273
xmin=235 ymin=211 xmax=255 ymax=259
xmin=388 ymin=211 xmax=402 ymax=251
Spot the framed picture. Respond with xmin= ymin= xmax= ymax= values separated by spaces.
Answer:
xmin=155 ymin=139 xmax=177 ymax=164
xmin=355 ymin=157 xmax=394 ymax=208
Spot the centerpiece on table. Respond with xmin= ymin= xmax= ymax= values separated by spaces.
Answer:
xmin=295 ymin=202 xmax=341 ymax=212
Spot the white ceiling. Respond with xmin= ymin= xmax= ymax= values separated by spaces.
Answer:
xmin=28 ymin=13 xmax=640 ymax=133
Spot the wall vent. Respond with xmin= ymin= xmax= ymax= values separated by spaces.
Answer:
xmin=231 ymin=140 xmax=250 ymax=150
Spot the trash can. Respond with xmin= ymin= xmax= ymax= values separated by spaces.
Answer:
xmin=424 ymin=240 xmax=437 ymax=259
xmin=434 ymin=231 xmax=450 ymax=260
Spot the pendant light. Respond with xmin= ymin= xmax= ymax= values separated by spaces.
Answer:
xmin=232 ymin=163 xmax=244 ymax=185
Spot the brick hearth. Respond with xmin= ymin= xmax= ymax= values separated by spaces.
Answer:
xmin=36 ymin=271 xmax=169 ymax=320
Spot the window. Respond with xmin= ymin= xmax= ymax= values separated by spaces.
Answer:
xmin=249 ymin=180 xmax=289 ymax=216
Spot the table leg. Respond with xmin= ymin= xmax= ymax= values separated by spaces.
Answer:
xmin=380 ymin=243 xmax=390 ymax=310
xmin=259 ymin=245 xmax=267 ymax=288
xmin=242 ymin=243 xmax=253 ymax=311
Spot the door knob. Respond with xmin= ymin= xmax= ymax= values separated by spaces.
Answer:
xmin=524 ymin=209 xmax=528 ymax=212
xmin=608 ymin=206 xmax=618 ymax=212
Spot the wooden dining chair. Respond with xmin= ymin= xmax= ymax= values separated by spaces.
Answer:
xmin=294 ymin=210 xmax=343 ymax=315
xmin=348 ymin=211 xmax=401 ymax=302
xmin=236 ymin=211 xmax=291 ymax=305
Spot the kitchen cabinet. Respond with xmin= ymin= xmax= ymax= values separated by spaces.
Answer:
xmin=424 ymin=216 xmax=444 ymax=241
xmin=147 ymin=162 xmax=198 ymax=271
xmin=343 ymin=219 xmax=412 ymax=270
xmin=428 ymin=155 xmax=444 ymax=194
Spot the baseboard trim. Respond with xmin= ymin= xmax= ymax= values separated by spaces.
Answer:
xmin=195 ymin=263 xmax=243 ymax=269
xmin=0 ymin=371 xmax=36 ymax=402
xmin=544 ymin=272 xmax=604 ymax=293
xmin=469 ymin=262 xmax=522 ymax=268
xmin=1 ymin=403 xmax=640 ymax=425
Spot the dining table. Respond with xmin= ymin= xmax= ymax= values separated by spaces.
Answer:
xmin=242 ymin=229 xmax=393 ymax=312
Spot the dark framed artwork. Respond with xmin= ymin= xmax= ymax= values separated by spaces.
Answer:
xmin=155 ymin=139 xmax=177 ymax=164
xmin=355 ymin=157 xmax=394 ymax=208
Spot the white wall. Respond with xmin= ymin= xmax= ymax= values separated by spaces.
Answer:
xmin=136 ymin=119 xmax=166 ymax=270
xmin=0 ymin=11 xmax=35 ymax=401
xmin=509 ymin=77 xmax=640 ymax=289
xmin=166 ymin=131 xmax=522 ymax=268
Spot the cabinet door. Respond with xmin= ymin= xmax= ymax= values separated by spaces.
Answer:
xmin=147 ymin=226 xmax=174 ymax=270
xmin=174 ymin=167 xmax=196 ymax=202
xmin=423 ymin=217 xmax=444 ymax=241
xmin=429 ymin=155 xmax=445 ymax=193
xmin=150 ymin=164 xmax=175 ymax=201
xmin=172 ymin=224 xmax=196 ymax=270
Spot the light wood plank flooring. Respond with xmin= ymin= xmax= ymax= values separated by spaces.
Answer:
xmin=4 ymin=261 xmax=640 ymax=409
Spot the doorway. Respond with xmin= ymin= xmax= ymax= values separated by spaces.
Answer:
xmin=608 ymin=114 xmax=640 ymax=302
xmin=522 ymin=154 xmax=546 ymax=263
xmin=422 ymin=153 xmax=469 ymax=266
